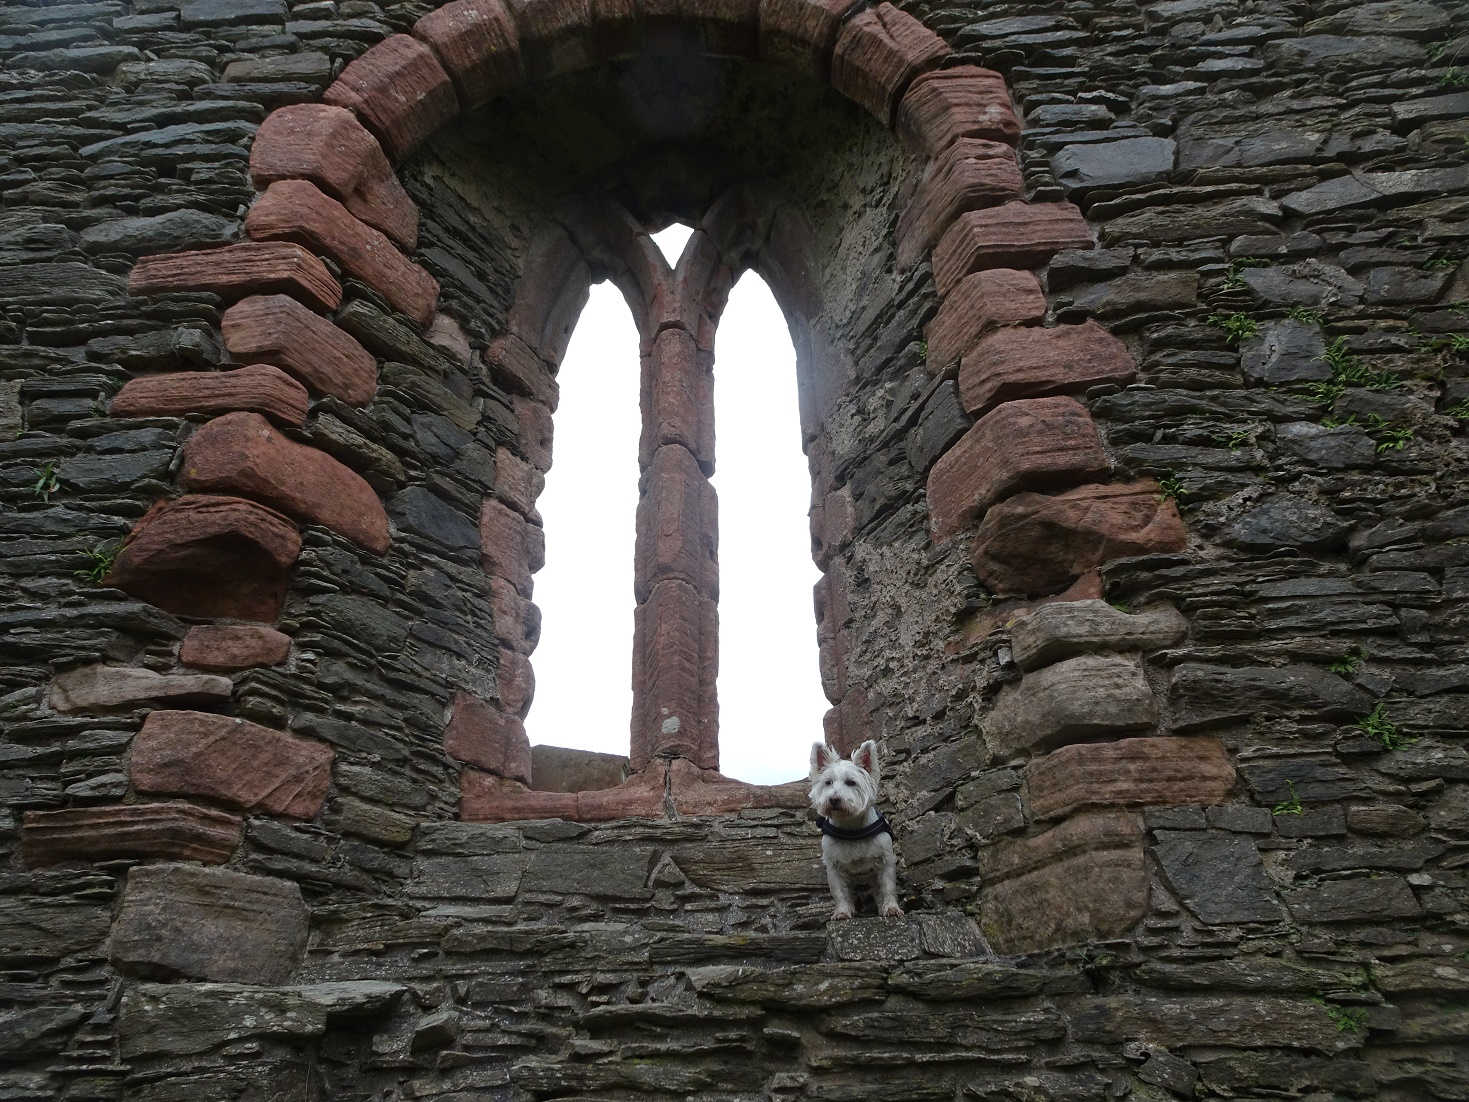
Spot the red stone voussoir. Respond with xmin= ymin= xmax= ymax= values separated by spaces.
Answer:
xmin=897 ymin=65 xmax=1021 ymax=156
xmin=413 ymin=0 xmax=523 ymax=109
xmin=131 ymin=710 xmax=333 ymax=820
xmin=323 ymin=34 xmax=460 ymax=162
xmin=486 ymin=332 xmax=559 ymax=411
xmin=110 ymin=364 xmax=310 ymax=427
xmin=494 ymin=445 xmax=544 ymax=518
xmin=927 ymin=396 xmax=1109 ymax=542
xmin=897 ymin=138 xmax=1023 ymax=269
xmin=932 ymin=200 xmax=1094 ymax=296
xmin=222 ymin=294 xmax=378 ymax=405
xmin=497 ymin=647 xmax=535 ymax=717
xmin=246 ymin=180 xmax=439 ymax=327
xmin=634 ymin=443 xmax=718 ymax=603
xmin=970 ymin=480 xmax=1187 ymax=596
xmin=681 ymin=0 xmax=763 ymax=59
xmin=1025 ymin=736 xmax=1236 ymax=821
xmin=480 ymin=496 xmax=534 ymax=596
xmin=758 ymin=0 xmax=863 ymax=77
xmin=128 ymin=241 xmax=342 ymax=312
xmin=180 ymin=624 xmax=292 ymax=671
xmin=503 ymin=0 xmax=604 ymax=78
xmin=444 ymin=691 xmax=532 ymax=782
xmin=107 ymin=494 xmax=301 ymax=622
xmin=250 ymin=103 xmax=419 ymax=249
xmin=21 ymin=802 xmax=242 ymax=867
xmin=180 ymin=411 xmax=390 ymax=554
xmin=490 ymin=574 xmax=540 ymax=653
xmin=925 ymin=268 xmax=1045 ymax=375
xmin=958 ymin=319 xmax=1137 ymax=416
xmin=831 ymin=3 xmax=949 ymax=126
xmin=514 ymin=394 xmax=554 ymax=472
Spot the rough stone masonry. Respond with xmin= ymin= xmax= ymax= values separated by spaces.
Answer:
xmin=1 ymin=0 xmax=1467 ymax=1099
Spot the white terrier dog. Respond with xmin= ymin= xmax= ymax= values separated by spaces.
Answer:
xmin=809 ymin=740 xmax=903 ymax=920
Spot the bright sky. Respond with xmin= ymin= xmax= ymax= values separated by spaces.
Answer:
xmin=524 ymin=225 xmax=826 ymax=785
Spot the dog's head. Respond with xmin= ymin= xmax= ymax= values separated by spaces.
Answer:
xmin=808 ymin=740 xmax=881 ymax=820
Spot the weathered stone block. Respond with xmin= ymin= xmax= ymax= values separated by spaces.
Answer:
xmin=635 ymin=444 xmax=718 ymax=602
xmin=959 ymin=320 xmax=1136 ymax=416
xmin=531 ymin=744 xmax=628 ymax=792
xmin=444 ymin=691 xmax=532 ymax=782
xmin=108 ymin=494 xmax=301 ymax=622
xmin=979 ymin=810 xmax=1146 ymax=953
xmin=666 ymin=757 xmax=807 ymax=815
xmin=927 ymin=396 xmax=1109 ymax=542
xmin=1010 ymin=599 xmax=1188 ymax=671
xmin=521 ymin=843 xmax=655 ymax=898
xmin=48 ymin=664 xmax=232 ymax=714
xmin=640 ymin=326 xmax=714 ymax=470
xmin=1283 ymin=876 xmax=1422 ymax=923
xmin=632 ymin=579 xmax=718 ymax=771
xmin=246 ymin=180 xmax=439 ymax=326
xmin=971 ymin=481 xmax=1187 ymax=596
xmin=898 ymin=138 xmax=1023 ymax=268
xmin=1024 ymin=736 xmax=1236 ymax=821
xmin=21 ymin=803 xmax=242 ymax=867
xmin=109 ymin=864 xmax=308 ymax=983
xmin=985 ymin=654 xmax=1156 ymax=757
xmin=180 ymin=411 xmax=390 ymax=553
xmin=494 ymin=445 xmax=544 ymax=517
xmin=250 ymin=103 xmax=418 ymax=248
xmin=1170 ymin=663 xmax=1375 ymax=730
xmin=896 ymin=65 xmax=1020 ymax=155
xmin=128 ymin=240 xmax=341 ymax=311
xmin=461 ymin=769 xmax=579 ymax=822
xmin=180 ymin=624 xmax=292 ymax=671
xmin=413 ymin=0 xmax=523 ymax=108
xmin=925 ymin=268 xmax=1044 ymax=375
xmin=1153 ymin=830 xmax=1282 ymax=923
xmin=222 ymin=294 xmax=378 ymax=405
xmin=131 ymin=709 xmax=333 ymax=819
xmin=323 ymin=33 xmax=460 ymax=161
xmin=673 ymin=838 xmax=826 ymax=893
xmin=830 ymin=3 xmax=948 ymax=125
xmin=1070 ymin=994 xmax=1360 ymax=1052
xmin=111 ymin=364 xmax=310 ymax=426
xmin=933 ymin=201 xmax=1093 ymax=296
xmin=480 ymin=496 xmax=534 ymax=596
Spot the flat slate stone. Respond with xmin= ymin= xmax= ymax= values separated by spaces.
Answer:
xmin=985 ymin=653 xmax=1156 ymax=756
xmin=1241 ymin=319 xmax=1329 ymax=383
xmin=1053 ymin=136 xmax=1175 ymax=190
xmin=1010 ymin=599 xmax=1188 ymax=670
xmin=1220 ymin=493 xmax=1351 ymax=551
xmin=109 ymin=863 xmax=308 ymax=983
xmin=1153 ymin=830 xmax=1282 ymax=923
xmin=1171 ymin=663 xmax=1374 ymax=729
xmin=21 ymin=803 xmax=241 ymax=867
xmin=47 ymin=663 xmax=232 ymax=714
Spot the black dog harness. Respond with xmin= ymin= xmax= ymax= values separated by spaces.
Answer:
xmin=816 ymin=813 xmax=893 ymax=841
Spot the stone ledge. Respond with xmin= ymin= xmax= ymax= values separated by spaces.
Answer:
xmin=932 ymin=200 xmax=1093 ymax=296
xmin=958 ymin=320 xmax=1136 ymax=416
xmin=127 ymin=240 xmax=342 ymax=311
xmin=222 ymin=293 xmax=378 ymax=405
xmin=21 ymin=803 xmax=242 ymax=867
xmin=110 ymin=363 xmax=310 ymax=426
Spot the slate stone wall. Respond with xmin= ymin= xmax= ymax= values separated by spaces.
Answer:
xmin=2 ymin=1 xmax=1467 ymax=1099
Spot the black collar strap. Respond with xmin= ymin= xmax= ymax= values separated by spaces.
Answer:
xmin=816 ymin=813 xmax=893 ymax=841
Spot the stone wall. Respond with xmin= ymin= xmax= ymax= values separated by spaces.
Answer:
xmin=2 ymin=1 xmax=1467 ymax=1099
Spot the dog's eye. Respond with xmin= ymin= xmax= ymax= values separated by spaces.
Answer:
xmin=844 ymin=779 xmax=857 ymax=787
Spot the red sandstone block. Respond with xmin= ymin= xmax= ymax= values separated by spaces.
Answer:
xmin=494 ymin=445 xmax=544 ymax=517
xmin=572 ymin=762 xmax=668 ymax=820
xmin=818 ymin=628 xmax=848 ymax=703
xmin=810 ymin=483 xmax=854 ymax=569
xmin=631 ymin=578 xmax=718 ymax=771
xmin=108 ymin=494 xmax=300 ymax=623
xmin=897 ymin=65 xmax=1020 ymax=156
xmin=667 ymin=757 xmax=807 ymax=815
xmin=932 ymin=201 xmax=1094 ymax=296
xmin=831 ymin=3 xmax=949 ymax=125
xmin=250 ymin=103 xmax=418 ymax=249
xmin=514 ymin=394 xmax=554 ymax=472
xmin=926 ymin=396 xmax=1109 ymax=542
xmin=180 ymin=411 xmax=390 ymax=554
xmin=959 ymin=320 xmax=1136 ymax=416
xmin=758 ymin=0 xmax=862 ymax=76
xmin=639 ymin=327 xmax=714 ymax=471
xmin=485 ymin=333 xmax=559 ymax=411
xmin=507 ymin=225 xmax=590 ymax=365
xmin=822 ymin=685 xmax=867 ymax=757
xmin=503 ymin=0 xmax=624 ymax=78
xmin=462 ymin=769 xmax=577 ymax=821
xmin=1025 ymin=737 xmax=1236 ymax=821
xmin=970 ymin=480 xmax=1187 ymax=596
xmin=445 ymin=692 xmax=532 ymax=781
xmin=323 ymin=34 xmax=460 ymax=161
xmin=21 ymin=803 xmax=242 ymax=867
xmin=110 ymin=364 xmax=309 ymax=427
xmin=132 ymin=709 xmax=333 ymax=819
xmin=246 ymin=180 xmax=439 ymax=327
xmin=180 ymin=624 xmax=292 ymax=671
xmin=480 ymin=496 xmax=533 ymax=595
xmin=128 ymin=241 xmax=342 ymax=312
xmin=490 ymin=574 xmax=540 ymax=653
xmin=634 ymin=444 xmax=718 ymax=603
xmin=897 ymin=139 xmax=1024 ymax=269
xmin=926 ymin=268 xmax=1045 ymax=375
xmin=812 ymin=561 xmax=851 ymax=638
xmin=413 ymin=0 xmax=523 ymax=109
xmin=496 ymin=647 xmax=536 ymax=717
xmin=222 ymin=294 xmax=378 ymax=406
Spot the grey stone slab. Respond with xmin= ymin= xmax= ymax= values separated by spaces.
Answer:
xmin=1171 ymin=664 xmax=1374 ymax=729
xmin=1241 ymin=320 xmax=1328 ymax=383
xmin=1283 ymin=875 xmax=1422 ymax=922
xmin=1276 ymin=422 xmax=1376 ymax=468
xmin=1219 ymin=493 xmax=1352 ymax=551
xmin=520 ymin=844 xmax=655 ymax=899
xmin=407 ymin=854 xmax=527 ymax=900
xmin=984 ymin=653 xmax=1156 ymax=755
xmin=1154 ymin=830 xmax=1282 ymax=923
xmin=1009 ymin=599 xmax=1187 ymax=670
xmin=1053 ymin=136 xmax=1175 ymax=190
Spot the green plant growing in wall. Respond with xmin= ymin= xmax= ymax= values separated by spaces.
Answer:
xmin=1312 ymin=997 xmax=1368 ymax=1033
xmin=74 ymin=541 xmax=120 ymax=585
xmin=1287 ymin=305 xmax=1325 ymax=325
xmin=1320 ymin=413 xmax=1358 ymax=429
xmin=1358 ymin=703 xmax=1409 ymax=750
xmin=1329 ymin=646 xmax=1366 ymax=675
xmin=31 ymin=461 xmax=60 ymax=502
xmin=1207 ymin=312 xmax=1259 ymax=344
xmin=1223 ymin=429 xmax=1253 ymax=449
xmin=1422 ymin=256 xmax=1461 ymax=271
xmin=1157 ymin=475 xmax=1188 ymax=503
xmin=1222 ymin=257 xmax=1269 ymax=290
xmin=1445 ymin=398 xmax=1469 ymax=421
xmin=1272 ymin=780 xmax=1303 ymax=816
xmin=1304 ymin=338 xmax=1402 ymax=406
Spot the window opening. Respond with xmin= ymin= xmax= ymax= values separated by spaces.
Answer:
xmin=523 ymin=280 xmax=640 ymax=757
xmin=711 ymin=272 xmax=824 ymax=784
xmin=651 ymin=222 xmax=694 ymax=266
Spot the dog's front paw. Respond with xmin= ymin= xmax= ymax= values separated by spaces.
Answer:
xmin=880 ymin=902 xmax=905 ymax=918
xmin=831 ymin=907 xmax=854 ymax=921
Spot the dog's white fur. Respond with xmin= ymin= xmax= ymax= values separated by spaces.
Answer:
xmin=809 ymin=740 xmax=903 ymax=920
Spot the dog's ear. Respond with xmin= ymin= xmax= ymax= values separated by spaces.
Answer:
xmin=810 ymin=742 xmax=836 ymax=776
xmin=852 ymin=740 xmax=880 ymax=783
